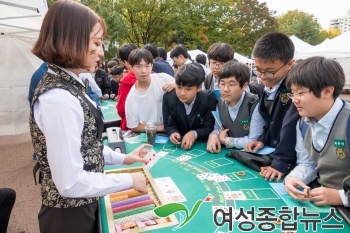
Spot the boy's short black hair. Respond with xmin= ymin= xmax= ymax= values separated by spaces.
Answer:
xmin=158 ymin=47 xmax=167 ymax=60
xmin=195 ymin=54 xmax=207 ymax=65
xmin=128 ymin=48 xmax=153 ymax=66
xmin=107 ymin=60 xmax=118 ymax=68
xmin=175 ymin=63 xmax=205 ymax=87
xmin=218 ymin=61 xmax=250 ymax=88
xmin=170 ymin=44 xmax=189 ymax=59
xmin=252 ymin=32 xmax=294 ymax=64
xmin=111 ymin=66 xmax=124 ymax=75
xmin=143 ymin=43 xmax=159 ymax=59
xmin=286 ymin=56 xmax=345 ymax=99
xmin=207 ymin=43 xmax=234 ymax=63
xmin=119 ymin=43 xmax=138 ymax=62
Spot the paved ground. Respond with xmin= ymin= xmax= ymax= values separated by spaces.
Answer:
xmin=0 ymin=133 xmax=40 ymax=233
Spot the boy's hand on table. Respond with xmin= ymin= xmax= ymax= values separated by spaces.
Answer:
xmin=207 ymin=133 xmax=221 ymax=153
xmin=181 ymin=131 xmax=195 ymax=150
xmin=170 ymin=132 xmax=181 ymax=145
xmin=261 ymin=166 xmax=284 ymax=182
xmin=244 ymin=141 xmax=264 ymax=152
xmin=285 ymin=175 xmax=310 ymax=201
xmin=310 ymin=187 xmax=343 ymax=206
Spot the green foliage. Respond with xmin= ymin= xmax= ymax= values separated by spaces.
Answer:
xmin=74 ymin=0 xmax=278 ymax=58
xmin=277 ymin=10 xmax=321 ymax=45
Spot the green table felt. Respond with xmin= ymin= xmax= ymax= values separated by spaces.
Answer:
xmin=100 ymin=140 xmax=350 ymax=233
xmin=99 ymin=99 xmax=120 ymax=124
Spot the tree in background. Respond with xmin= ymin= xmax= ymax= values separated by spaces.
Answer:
xmin=319 ymin=28 xmax=341 ymax=42
xmin=277 ymin=10 xmax=321 ymax=45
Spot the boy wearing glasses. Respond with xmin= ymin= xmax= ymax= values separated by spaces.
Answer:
xmin=207 ymin=61 xmax=264 ymax=152
xmin=284 ymin=56 xmax=349 ymax=207
xmin=203 ymin=43 xmax=234 ymax=91
xmin=163 ymin=63 xmax=217 ymax=150
xmin=244 ymin=32 xmax=300 ymax=182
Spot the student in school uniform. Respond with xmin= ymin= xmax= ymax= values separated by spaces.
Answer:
xmin=284 ymin=56 xmax=350 ymax=206
xmin=203 ymin=43 xmax=234 ymax=91
xmin=207 ymin=61 xmax=265 ymax=152
xmin=163 ymin=63 xmax=217 ymax=150
xmin=244 ymin=32 xmax=300 ymax=182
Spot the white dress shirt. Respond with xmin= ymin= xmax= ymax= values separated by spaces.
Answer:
xmin=288 ymin=98 xmax=348 ymax=206
xmin=212 ymin=92 xmax=265 ymax=149
xmin=183 ymin=97 xmax=198 ymax=139
xmin=33 ymin=68 xmax=132 ymax=198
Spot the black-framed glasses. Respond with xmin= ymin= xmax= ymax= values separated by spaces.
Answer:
xmin=253 ymin=63 xmax=287 ymax=78
xmin=287 ymin=91 xmax=309 ymax=100
xmin=209 ymin=61 xmax=225 ymax=68
xmin=172 ymin=57 xmax=178 ymax=62
xmin=219 ymin=83 xmax=239 ymax=90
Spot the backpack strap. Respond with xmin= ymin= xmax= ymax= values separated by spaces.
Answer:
xmin=247 ymin=94 xmax=259 ymax=118
xmin=204 ymin=74 xmax=213 ymax=90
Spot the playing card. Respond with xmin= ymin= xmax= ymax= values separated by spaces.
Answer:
xmin=143 ymin=149 xmax=160 ymax=170
xmin=176 ymin=155 xmax=191 ymax=162
xmin=223 ymin=191 xmax=247 ymax=201
xmin=207 ymin=173 xmax=220 ymax=181
xmin=214 ymin=175 xmax=231 ymax=183
xmin=196 ymin=172 xmax=211 ymax=180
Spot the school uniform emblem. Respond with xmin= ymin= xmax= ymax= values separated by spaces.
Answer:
xmin=334 ymin=139 xmax=346 ymax=159
xmin=241 ymin=119 xmax=249 ymax=131
xmin=336 ymin=148 xmax=346 ymax=159
xmin=280 ymin=93 xmax=289 ymax=105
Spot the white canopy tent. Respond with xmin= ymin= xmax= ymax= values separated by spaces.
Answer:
xmin=289 ymin=35 xmax=313 ymax=53
xmin=0 ymin=0 xmax=47 ymax=135
xmin=294 ymin=31 xmax=350 ymax=89
xmin=166 ymin=49 xmax=253 ymax=66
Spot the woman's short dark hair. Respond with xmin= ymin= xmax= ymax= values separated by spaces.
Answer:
xmin=286 ymin=56 xmax=345 ymax=99
xmin=218 ymin=61 xmax=250 ymax=88
xmin=32 ymin=0 xmax=107 ymax=69
xmin=175 ymin=63 xmax=205 ymax=87
xmin=128 ymin=48 xmax=153 ymax=66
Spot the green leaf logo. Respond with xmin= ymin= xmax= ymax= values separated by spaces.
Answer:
xmin=154 ymin=199 xmax=204 ymax=229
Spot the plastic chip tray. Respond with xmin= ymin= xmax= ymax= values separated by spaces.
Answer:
xmin=104 ymin=167 xmax=178 ymax=232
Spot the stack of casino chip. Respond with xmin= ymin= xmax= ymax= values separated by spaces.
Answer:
xmin=110 ymin=188 xmax=169 ymax=231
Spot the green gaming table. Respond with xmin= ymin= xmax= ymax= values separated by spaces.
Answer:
xmin=100 ymin=139 xmax=350 ymax=233
xmin=99 ymin=99 xmax=120 ymax=128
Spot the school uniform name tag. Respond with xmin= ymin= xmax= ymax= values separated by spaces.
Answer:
xmin=334 ymin=139 xmax=346 ymax=148
xmin=334 ymin=139 xmax=346 ymax=159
